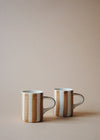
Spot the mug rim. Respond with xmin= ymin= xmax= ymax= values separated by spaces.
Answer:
xmin=21 ymin=90 xmax=43 ymax=94
xmin=54 ymin=88 xmax=73 ymax=91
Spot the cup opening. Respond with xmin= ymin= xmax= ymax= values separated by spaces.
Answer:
xmin=22 ymin=90 xmax=43 ymax=94
xmin=54 ymin=88 xmax=73 ymax=91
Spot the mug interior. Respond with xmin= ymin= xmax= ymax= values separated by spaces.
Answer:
xmin=22 ymin=90 xmax=43 ymax=94
xmin=54 ymin=88 xmax=73 ymax=91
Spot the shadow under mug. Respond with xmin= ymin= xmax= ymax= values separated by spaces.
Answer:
xmin=21 ymin=90 xmax=56 ymax=123
xmin=54 ymin=88 xmax=84 ymax=117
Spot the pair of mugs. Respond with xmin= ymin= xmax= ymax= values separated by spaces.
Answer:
xmin=21 ymin=88 xmax=84 ymax=123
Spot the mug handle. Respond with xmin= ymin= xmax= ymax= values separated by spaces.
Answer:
xmin=73 ymin=93 xmax=84 ymax=109
xmin=43 ymin=96 xmax=56 ymax=114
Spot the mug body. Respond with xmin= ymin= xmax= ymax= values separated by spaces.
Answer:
xmin=54 ymin=88 xmax=73 ymax=117
xmin=21 ymin=90 xmax=43 ymax=122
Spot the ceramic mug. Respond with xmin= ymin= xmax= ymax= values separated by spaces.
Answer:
xmin=21 ymin=90 xmax=56 ymax=122
xmin=54 ymin=88 xmax=84 ymax=117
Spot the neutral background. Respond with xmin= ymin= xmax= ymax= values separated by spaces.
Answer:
xmin=0 ymin=0 xmax=100 ymax=140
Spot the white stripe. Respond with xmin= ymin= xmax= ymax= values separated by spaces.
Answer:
xmin=37 ymin=94 xmax=40 ymax=121
xmin=59 ymin=90 xmax=64 ymax=116
xmin=67 ymin=91 xmax=71 ymax=116
xmin=54 ymin=91 xmax=56 ymax=115
xmin=22 ymin=94 xmax=24 ymax=120
xmin=28 ymin=94 xmax=32 ymax=122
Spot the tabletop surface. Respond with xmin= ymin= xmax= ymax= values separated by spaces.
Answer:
xmin=1 ymin=106 xmax=100 ymax=140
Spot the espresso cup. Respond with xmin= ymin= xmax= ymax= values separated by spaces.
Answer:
xmin=54 ymin=88 xmax=84 ymax=117
xmin=21 ymin=90 xmax=56 ymax=123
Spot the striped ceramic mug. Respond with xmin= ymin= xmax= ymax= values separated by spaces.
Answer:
xmin=54 ymin=88 xmax=84 ymax=117
xmin=21 ymin=90 xmax=56 ymax=123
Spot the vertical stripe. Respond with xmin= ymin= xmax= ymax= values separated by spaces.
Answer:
xmin=28 ymin=93 xmax=32 ymax=122
xmin=59 ymin=90 xmax=64 ymax=116
xmin=71 ymin=91 xmax=73 ymax=116
xmin=67 ymin=91 xmax=71 ymax=116
xmin=32 ymin=94 xmax=37 ymax=122
xmin=54 ymin=90 xmax=56 ymax=115
xmin=22 ymin=94 xmax=24 ymax=120
xmin=37 ymin=94 xmax=40 ymax=121
xmin=40 ymin=93 xmax=43 ymax=121
xmin=21 ymin=94 xmax=24 ymax=120
xmin=63 ymin=91 xmax=68 ymax=117
xmin=56 ymin=91 xmax=60 ymax=116
xmin=24 ymin=94 xmax=29 ymax=122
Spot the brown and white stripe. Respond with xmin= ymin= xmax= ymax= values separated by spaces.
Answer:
xmin=21 ymin=92 xmax=43 ymax=123
xmin=54 ymin=89 xmax=73 ymax=117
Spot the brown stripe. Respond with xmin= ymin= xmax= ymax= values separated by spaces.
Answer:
xmin=56 ymin=91 xmax=60 ymax=116
xmin=32 ymin=94 xmax=37 ymax=122
xmin=40 ymin=93 xmax=43 ymax=121
xmin=24 ymin=94 xmax=29 ymax=122
xmin=63 ymin=91 xmax=68 ymax=117
xmin=71 ymin=91 xmax=73 ymax=116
